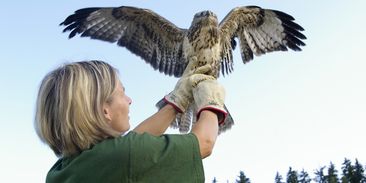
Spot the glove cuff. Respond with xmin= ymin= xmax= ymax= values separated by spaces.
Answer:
xmin=163 ymin=95 xmax=184 ymax=113
xmin=197 ymin=106 xmax=227 ymax=125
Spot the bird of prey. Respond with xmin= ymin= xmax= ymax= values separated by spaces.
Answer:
xmin=60 ymin=5 xmax=306 ymax=133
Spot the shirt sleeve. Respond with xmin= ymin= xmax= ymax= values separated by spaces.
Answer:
xmin=127 ymin=132 xmax=204 ymax=183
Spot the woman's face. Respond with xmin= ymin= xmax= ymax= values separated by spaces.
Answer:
xmin=104 ymin=80 xmax=132 ymax=134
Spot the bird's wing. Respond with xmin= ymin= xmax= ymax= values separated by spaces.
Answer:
xmin=219 ymin=6 xmax=306 ymax=75
xmin=60 ymin=6 xmax=188 ymax=77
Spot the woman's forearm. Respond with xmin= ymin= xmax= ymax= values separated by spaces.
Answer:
xmin=191 ymin=110 xmax=219 ymax=158
xmin=133 ymin=105 xmax=177 ymax=136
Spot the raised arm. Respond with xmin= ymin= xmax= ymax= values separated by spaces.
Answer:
xmin=191 ymin=110 xmax=219 ymax=158
xmin=133 ymin=104 xmax=177 ymax=136
xmin=190 ymin=79 xmax=227 ymax=158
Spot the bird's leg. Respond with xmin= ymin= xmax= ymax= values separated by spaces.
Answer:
xmin=181 ymin=56 xmax=198 ymax=76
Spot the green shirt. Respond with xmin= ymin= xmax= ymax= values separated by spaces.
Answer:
xmin=46 ymin=131 xmax=204 ymax=183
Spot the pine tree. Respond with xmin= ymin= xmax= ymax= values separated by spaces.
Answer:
xmin=275 ymin=172 xmax=284 ymax=183
xmin=314 ymin=166 xmax=326 ymax=183
xmin=341 ymin=158 xmax=354 ymax=183
xmin=352 ymin=159 xmax=366 ymax=183
xmin=286 ymin=167 xmax=299 ymax=183
xmin=326 ymin=162 xmax=339 ymax=183
xmin=298 ymin=169 xmax=311 ymax=183
xmin=236 ymin=171 xmax=251 ymax=183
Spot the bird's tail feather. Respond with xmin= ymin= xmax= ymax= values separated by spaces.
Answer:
xmin=177 ymin=104 xmax=194 ymax=133
xmin=218 ymin=104 xmax=234 ymax=134
xmin=155 ymin=98 xmax=167 ymax=110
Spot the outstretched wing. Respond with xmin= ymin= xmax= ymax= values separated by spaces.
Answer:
xmin=60 ymin=6 xmax=188 ymax=77
xmin=219 ymin=6 xmax=306 ymax=75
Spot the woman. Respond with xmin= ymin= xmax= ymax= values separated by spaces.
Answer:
xmin=35 ymin=60 xmax=226 ymax=182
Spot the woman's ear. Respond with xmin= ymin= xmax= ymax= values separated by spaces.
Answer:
xmin=103 ymin=104 xmax=112 ymax=121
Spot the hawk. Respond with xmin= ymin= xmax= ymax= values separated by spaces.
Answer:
xmin=60 ymin=5 xmax=306 ymax=133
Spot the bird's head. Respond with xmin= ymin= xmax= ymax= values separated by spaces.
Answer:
xmin=194 ymin=10 xmax=217 ymax=19
xmin=191 ymin=10 xmax=218 ymax=27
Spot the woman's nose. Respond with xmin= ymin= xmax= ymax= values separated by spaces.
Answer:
xmin=127 ymin=96 xmax=132 ymax=105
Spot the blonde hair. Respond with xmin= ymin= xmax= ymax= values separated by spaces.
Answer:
xmin=35 ymin=60 xmax=121 ymax=157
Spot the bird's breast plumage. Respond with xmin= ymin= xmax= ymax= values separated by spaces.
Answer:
xmin=185 ymin=24 xmax=221 ymax=77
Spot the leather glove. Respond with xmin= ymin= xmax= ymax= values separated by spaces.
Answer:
xmin=193 ymin=79 xmax=227 ymax=125
xmin=163 ymin=62 xmax=213 ymax=113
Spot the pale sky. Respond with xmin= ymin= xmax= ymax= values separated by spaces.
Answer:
xmin=1 ymin=1 xmax=365 ymax=182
